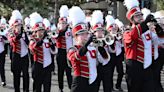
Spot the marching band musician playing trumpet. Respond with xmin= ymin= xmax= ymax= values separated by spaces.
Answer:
xmin=67 ymin=6 xmax=110 ymax=92
xmin=105 ymin=15 xmax=124 ymax=91
xmin=43 ymin=18 xmax=57 ymax=74
xmin=123 ymin=0 xmax=164 ymax=92
xmin=29 ymin=12 xmax=55 ymax=92
xmin=89 ymin=10 xmax=111 ymax=92
xmin=0 ymin=17 xmax=8 ymax=87
xmin=24 ymin=17 xmax=34 ymax=67
xmin=8 ymin=10 xmax=29 ymax=92
xmin=154 ymin=11 xmax=164 ymax=92
xmin=55 ymin=5 xmax=73 ymax=92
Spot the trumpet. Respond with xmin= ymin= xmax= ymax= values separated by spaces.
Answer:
xmin=47 ymin=30 xmax=59 ymax=39
xmin=0 ymin=28 xmax=8 ymax=36
xmin=92 ymin=34 xmax=115 ymax=46
xmin=115 ymin=31 xmax=123 ymax=40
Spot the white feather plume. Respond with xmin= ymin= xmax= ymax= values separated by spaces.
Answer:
xmin=115 ymin=19 xmax=124 ymax=28
xmin=69 ymin=6 xmax=86 ymax=27
xmin=29 ymin=12 xmax=43 ymax=27
xmin=24 ymin=17 xmax=30 ymax=26
xmin=154 ymin=10 xmax=164 ymax=19
xmin=85 ymin=16 xmax=91 ymax=23
xmin=105 ymin=15 xmax=115 ymax=29
xmin=59 ymin=5 xmax=69 ymax=18
xmin=51 ymin=24 xmax=57 ymax=31
xmin=90 ymin=10 xmax=103 ymax=26
xmin=124 ymin=0 xmax=139 ymax=10
xmin=9 ymin=10 xmax=22 ymax=26
xmin=11 ymin=10 xmax=22 ymax=20
xmin=1 ymin=17 xmax=6 ymax=24
xmin=9 ymin=16 xmax=15 ymax=26
xmin=43 ymin=18 xmax=50 ymax=29
xmin=141 ymin=8 xmax=151 ymax=20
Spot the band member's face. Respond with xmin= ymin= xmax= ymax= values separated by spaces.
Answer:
xmin=133 ymin=13 xmax=144 ymax=24
xmin=75 ymin=32 xmax=89 ymax=45
xmin=109 ymin=24 xmax=118 ymax=34
xmin=94 ymin=29 xmax=104 ymax=38
xmin=36 ymin=29 xmax=44 ymax=38
xmin=14 ymin=24 xmax=22 ymax=34
xmin=58 ymin=21 xmax=67 ymax=31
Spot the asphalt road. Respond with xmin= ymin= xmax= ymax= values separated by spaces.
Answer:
xmin=0 ymin=56 xmax=164 ymax=92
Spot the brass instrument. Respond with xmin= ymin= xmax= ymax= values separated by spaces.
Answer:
xmin=115 ymin=30 xmax=123 ymax=40
xmin=92 ymin=34 xmax=115 ymax=46
xmin=47 ymin=29 xmax=59 ymax=39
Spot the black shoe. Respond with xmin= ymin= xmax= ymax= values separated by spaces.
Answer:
xmin=1 ymin=82 xmax=6 ymax=87
xmin=115 ymin=86 xmax=123 ymax=91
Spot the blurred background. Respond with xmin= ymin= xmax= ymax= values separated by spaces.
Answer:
xmin=0 ymin=0 xmax=163 ymax=24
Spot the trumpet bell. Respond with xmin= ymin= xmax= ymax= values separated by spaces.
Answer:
xmin=115 ymin=32 xmax=122 ymax=40
xmin=51 ymin=31 xmax=59 ymax=38
xmin=92 ymin=39 xmax=104 ymax=47
xmin=104 ymin=34 xmax=115 ymax=45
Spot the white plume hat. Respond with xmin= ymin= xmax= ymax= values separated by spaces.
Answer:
xmin=69 ymin=6 xmax=87 ymax=36
xmin=24 ymin=17 xmax=30 ymax=26
xmin=59 ymin=5 xmax=69 ymax=23
xmin=141 ymin=8 xmax=151 ymax=20
xmin=105 ymin=15 xmax=115 ymax=30
xmin=43 ymin=18 xmax=51 ymax=30
xmin=115 ymin=19 xmax=124 ymax=28
xmin=9 ymin=10 xmax=23 ymax=26
xmin=51 ymin=24 xmax=57 ymax=31
xmin=29 ymin=12 xmax=44 ymax=31
xmin=90 ymin=10 xmax=104 ymax=31
xmin=124 ymin=0 xmax=141 ymax=21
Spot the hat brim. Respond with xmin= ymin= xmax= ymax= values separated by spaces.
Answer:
xmin=75 ymin=30 xmax=88 ymax=35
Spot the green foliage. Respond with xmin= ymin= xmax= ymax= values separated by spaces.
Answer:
xmin=156 ymin=0 xmax=164 ymax=10
xmin=0 ymin=0 xmax=86 ymax=18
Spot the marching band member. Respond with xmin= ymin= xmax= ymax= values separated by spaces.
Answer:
xmin=105 ymin=15 xmax=124 ymax=91
xmin=68 ymin=6 xmax=97 ymax=92
xmin=123 ymin=0 xmax=164 ymax=91
xmin=24 ymin=17 xmax=34 ymax=67
xmin=123 ymin=0 xmax=145 ymax=91
xmin=8 ymin=10 xmax=29 ymax=92
xmin=0 ymin=17 xmax=9 ymax=56
xmin=29 ymin=12 xmax=55 ymax=92
xmin=90 ymin=10 xmax=111 ymax=92
xmin=0 ymin=17 xmax=8 ymax=86
xmin=43 ymin=18 xmax=56 ymax=73
xmin=56 ymin=5 xmax=73 ymax=92
xmin=153 ymin=10 xmax=164 ymax=92
xmin=50 ymin=23 xmax=57 ymax=75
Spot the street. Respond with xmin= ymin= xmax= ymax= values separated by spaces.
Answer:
xmin=0 ymin=56 xmax=164 ymax=92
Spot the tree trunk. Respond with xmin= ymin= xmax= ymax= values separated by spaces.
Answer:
xmin=54 ymin=0 xmax=59 ymax=24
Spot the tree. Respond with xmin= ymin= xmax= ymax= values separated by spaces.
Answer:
xmin=156 ymin=0 xmax=164 ymax=10
xmin=0 ymin=0 xmax=86 ymax=21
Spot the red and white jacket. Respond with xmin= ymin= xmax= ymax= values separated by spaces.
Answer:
xmin=142 ymin=30 xmax=162 ymax=69
xmin=56 ymin=28 xmax=73 ymax=51
xmin=123 ymin=24 xmax=144 ymax=62
xmin=29 ymin=38 xmax=56 ymax=68
xmin=67 ymin=45 xmax=110 ymax=84
xmin=123 ymin=24 xmax=161 ymax=69
xmin=8 ymin=33 xmax=28 ymax=57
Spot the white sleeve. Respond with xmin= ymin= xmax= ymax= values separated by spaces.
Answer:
xmin=151 ymin=32 xmax=159 ymax=45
